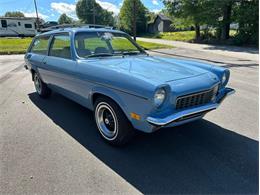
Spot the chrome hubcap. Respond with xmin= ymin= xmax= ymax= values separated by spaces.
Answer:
xmin=34 ymin=74 xmax=42 ymax=94
xmin=95 ymin=103 xmax=118 ymax=140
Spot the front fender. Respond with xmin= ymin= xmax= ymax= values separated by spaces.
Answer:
xmin=90 ymin=86 xmax=129 ymax=115
xmin=90 ymin=85 xmax=155 ymax=132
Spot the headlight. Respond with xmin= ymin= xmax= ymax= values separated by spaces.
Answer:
xmin=154 ymin=88 xmax=166 ymax=107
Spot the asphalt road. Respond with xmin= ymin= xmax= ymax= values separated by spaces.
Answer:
xmin=0 ymin=48 xmax=259 ymax=194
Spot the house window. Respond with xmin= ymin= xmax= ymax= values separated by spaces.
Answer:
xmin=1 ymin=20 xmax=7 ymax=28
xmin=24 ymin=24 xmax=32 ymax=28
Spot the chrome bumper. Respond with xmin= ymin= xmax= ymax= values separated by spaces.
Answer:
xmin=147 ymin=87 xmax=235 ymax=126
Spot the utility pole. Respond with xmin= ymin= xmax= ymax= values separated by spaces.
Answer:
xmin=33 ymin=0 xmax=40 ymax=31
xmin=133 ymin=0 xmax=137 ymax=41
xmin=93 ymin=1 xmax=96 ymax=24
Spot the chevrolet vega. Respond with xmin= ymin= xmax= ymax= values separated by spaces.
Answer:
xmin=24 ymin=26 xmax=235 ymax=145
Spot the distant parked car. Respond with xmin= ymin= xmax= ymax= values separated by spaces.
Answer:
xmin=40 ymin=21 xmax=58 ymax=29
xmin=24 ymin=26 xmax=235 ymax=145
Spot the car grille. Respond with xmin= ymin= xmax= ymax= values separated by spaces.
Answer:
xmin=176 ymin=87 xmax=216 ymax=110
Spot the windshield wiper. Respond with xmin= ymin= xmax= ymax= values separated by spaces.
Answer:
xmin=121 ymin=51 xmax=142 ymax=56
xmin=87 ymin=53 xmax=114 ymax=58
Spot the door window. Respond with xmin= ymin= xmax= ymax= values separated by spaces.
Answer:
xmin=30 ymin=36 xmax=50 ymax=55
xmin=49 ymin=34 xmax=71 ymax=59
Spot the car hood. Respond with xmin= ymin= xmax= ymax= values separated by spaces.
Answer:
xmin=89 ymin=55 xmax=213 ymax=84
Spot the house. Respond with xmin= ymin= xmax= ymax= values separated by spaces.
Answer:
xmin=148 ymin=14 xmax=172 ymax=33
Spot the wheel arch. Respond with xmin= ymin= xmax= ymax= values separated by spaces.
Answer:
xmin=30 ymin=69 xmax=36 ymax=81
xmin=91 ymin=87 xmax=131 ymax=121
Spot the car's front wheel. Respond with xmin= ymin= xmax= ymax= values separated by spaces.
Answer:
xmin=33 ymin=72 xmax=51 ymax=98
xmin=94 ymin=97 xmax=135 ymax=146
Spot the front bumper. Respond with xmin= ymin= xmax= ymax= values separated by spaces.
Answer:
xmin=147 ymin=87 xmax=235 ymax=127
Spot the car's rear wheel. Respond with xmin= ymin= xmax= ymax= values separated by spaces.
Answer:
xmin=94 ymin=97 xmax=135 ymax=146
xmin=33 ymin=72 xmax=51 ymax=98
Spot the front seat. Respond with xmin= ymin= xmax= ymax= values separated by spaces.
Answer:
xmin=60 ymin=47 xmax=71 ymax=59
xmin=94 ymin=47 xmax=109 ymax=54
xmin=77 ymin=48 xmax=91 ymax=57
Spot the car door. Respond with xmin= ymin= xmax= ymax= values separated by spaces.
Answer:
xmin=25 ymin=35 xmax=50 ymax=83
xmin=43 ymin=33 xmax=78 ymax=98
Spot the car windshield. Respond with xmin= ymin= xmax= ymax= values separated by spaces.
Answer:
xmin=74 ymin=31 xmax=145 ymax=58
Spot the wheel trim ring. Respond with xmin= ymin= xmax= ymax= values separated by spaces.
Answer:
xmin=95 ymin=102 xmax=118 ymax=141
xmin=34 ymin=74 xmax=42 ymax=94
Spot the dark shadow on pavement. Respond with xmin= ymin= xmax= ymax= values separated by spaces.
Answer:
xmin=28 ymin=92 xmax=259 ymax=194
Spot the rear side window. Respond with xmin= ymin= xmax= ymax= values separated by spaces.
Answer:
xmin=49 ymin=34 xmax=71 ymax=59
xmin=25 ymin=24 xmax=32 ymax=28
xmin=1 ymin=20 xmax=7 ymax=28
xmin=30 ymin=36 xmax=50 ymax=55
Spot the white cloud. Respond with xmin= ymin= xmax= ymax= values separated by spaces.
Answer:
xmin=151 ymin=9 xmax=161 ymax=13
xmin=152 ymin=0 xmax=159 ymax=5
xmin=51 ymin=2 xmax=76 ymax=14
xmin=23 ymin=12 xmax=49 ymax=20
xmin=96 ymin=0 xmax=120 ymax=15
xmin=50 ymin=1 xmax=119 ymax=19
xmin=50 ymin=2 xmax=77 ymax=19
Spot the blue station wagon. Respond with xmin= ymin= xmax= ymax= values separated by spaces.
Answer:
xmin=24 ymin=26 xmax=235 ymax=145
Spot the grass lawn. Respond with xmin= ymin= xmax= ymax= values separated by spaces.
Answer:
xmin=0 ymin=37 xmax=172 ymax=55
xmin=145 ymin=30 xmax=238 ymax=42
xmin=156 ymin=31 xmax=196 ymax=42
xmin=137 ymin=40 xmax=173 ymax=50
xmin=0 ymin=38 xmax=32 ymax=54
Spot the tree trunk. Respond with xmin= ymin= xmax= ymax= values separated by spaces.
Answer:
xmin=221 ymin=3 xmax=232 ymax=40
xmin=195 ymin=23 xmax=200 ymax=40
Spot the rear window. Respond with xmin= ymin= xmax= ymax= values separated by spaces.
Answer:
xmin=30 ymin=36 xmax=50 ymax=55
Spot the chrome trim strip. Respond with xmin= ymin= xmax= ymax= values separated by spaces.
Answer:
xmin=176 ymin=83 xmax=219 ymax=101
xmin=147 ymin=88 xmax=235 ymax=126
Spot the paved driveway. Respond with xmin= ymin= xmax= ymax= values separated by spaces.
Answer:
xmin=138 ymin=37 xmax=259 ymax=62
xmin=0 ymin=49 xmax=258 ymax=194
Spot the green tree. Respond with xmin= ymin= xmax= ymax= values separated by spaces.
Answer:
xmin=146 ymin=10 xmax=156 ymax=23
xmin=205 ymin=0 xmax=236 ymax=40
xmin=58 ymin=13 xmax=73 ymax=24
xmin=163 ymin=0 xmax=210 ymax=40
xmin=76 ymin=0 xmax=114 ymax=26
xmin=118 ymin=0 xmax=147 ymax=39
xmin=5 ymin=11 xmax=24 ymax=17
xmin=233 ymin=0 xmax=259 ymax=45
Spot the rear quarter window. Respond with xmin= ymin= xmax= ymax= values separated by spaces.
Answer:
xmin=30 ymin=36 xmax=50 ymax=55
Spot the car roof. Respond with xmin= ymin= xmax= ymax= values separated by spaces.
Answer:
xmin=38 ymin=27 xmax=126 ymax=37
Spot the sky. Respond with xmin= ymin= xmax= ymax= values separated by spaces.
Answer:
xmin=1 ymin=0 xmax=164 ymax=21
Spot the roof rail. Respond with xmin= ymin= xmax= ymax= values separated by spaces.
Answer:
xmin=39 ymin=24 xmax=114 ymax=33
